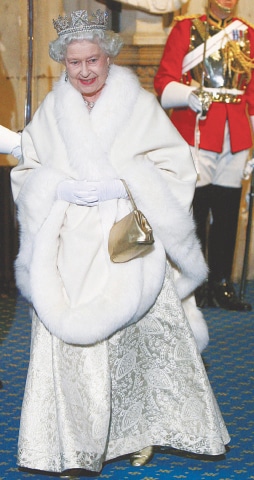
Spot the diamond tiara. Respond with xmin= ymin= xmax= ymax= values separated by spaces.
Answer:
xmin=53 ymin=9 xmax=109 ymax=36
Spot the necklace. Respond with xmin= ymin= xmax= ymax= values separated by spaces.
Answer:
xmin=83 ymin=98 xmax=95 ymax=110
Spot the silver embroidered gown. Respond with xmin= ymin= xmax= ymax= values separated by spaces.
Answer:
xmin=18 ymin=264 xmax=230 ymax=473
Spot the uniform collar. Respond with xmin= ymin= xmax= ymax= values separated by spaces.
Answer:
xmin=207 ymin=10 xmax=234 ymax=29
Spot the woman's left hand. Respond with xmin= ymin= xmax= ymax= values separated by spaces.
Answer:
xmin=89 ymin=179 xmax=128 ymax=203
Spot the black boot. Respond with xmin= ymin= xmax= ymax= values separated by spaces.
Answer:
xmin=209 ymin=278 xmax=252 ymax=311
xmin=193 ymin=186 xmax=212 ymax=309
xmin=195 ymin=281 xmax=210 ymax=308
xmin=193 ymin=185 xmax=213 ymax=256
xmin=208 ymin=186 xmax=242 ymax=282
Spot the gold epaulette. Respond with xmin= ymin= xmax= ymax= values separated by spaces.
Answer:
xmin=174 ymin=13 xmax=202 ymax=22
xmin=237 ymin=16 xmax=254 ymax=31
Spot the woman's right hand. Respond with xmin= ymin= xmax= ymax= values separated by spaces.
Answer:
xmin=57 ymin=179 xmax=97 ymax=205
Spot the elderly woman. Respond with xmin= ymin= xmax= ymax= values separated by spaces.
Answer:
xmin=11 ymin=9 xmax=229 ymax=476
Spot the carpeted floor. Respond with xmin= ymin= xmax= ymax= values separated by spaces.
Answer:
xmin=0 ymin=283 xmax=254 ymax=480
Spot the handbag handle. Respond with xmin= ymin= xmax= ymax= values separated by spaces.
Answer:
xmin=120 ymin=179 xmax=138 ymax=211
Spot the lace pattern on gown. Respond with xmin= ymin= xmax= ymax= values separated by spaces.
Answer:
xmin=18 ymin=264 xmax=230 ymax=473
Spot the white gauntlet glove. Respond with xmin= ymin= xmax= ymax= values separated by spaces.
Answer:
xmin=0 ymin=125 xmax=21 ymax=158
xmin=89 ymin=179 xmax=128 ymax=202
xmin=161 ymin=82 xmax=212 ymax=118
xmin=161 ymin=81 xmax=196 ymax=109
xmin=57 ymin=178 xmax=128 ymax=206
xmin=188 ymin=91 xmax=203 ymax=113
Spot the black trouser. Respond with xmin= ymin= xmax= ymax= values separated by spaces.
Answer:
xmin=193 ymin=184 xmax=242 ymax=282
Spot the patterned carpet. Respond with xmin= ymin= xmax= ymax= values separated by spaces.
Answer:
xmin=0 ymin=283 xmax=254 ymax=480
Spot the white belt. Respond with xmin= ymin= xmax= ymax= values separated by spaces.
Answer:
xmin=203 ymin=87 xmax=244 ymax=96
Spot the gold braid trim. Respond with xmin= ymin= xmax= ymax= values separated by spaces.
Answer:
xmin=192 ymin=18 xmax=207 ymax=41
xmin=224 ymin=40 xmax=254 ymax=83
xmin=174 ymin=13 xmax=201 ymax=22
xmin=237 ymin=16 xmax=254 ymax=31
xmin=174 ymin=14 xmax=254 ymax=82
xmin=174 ymin=15 xmax=254 ymax=29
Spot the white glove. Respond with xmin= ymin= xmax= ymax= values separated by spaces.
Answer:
xmin=89 ymin=179 xmax=128 ymax=202
xmin=188 ymin=91 xmax=203 ymax=112
xmin=0 ymin=125 xmax=21 ymax=158
xmin=160 ymin=81 xmax=196 ymax=109
xmin=160 ymin=82 xmax=211 ymax=117
xmin=57 ymin=179 xmax=128 ymax=206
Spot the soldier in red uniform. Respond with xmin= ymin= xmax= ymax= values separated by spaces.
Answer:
xmin=154 ymin=0 xmax=254 ymax=311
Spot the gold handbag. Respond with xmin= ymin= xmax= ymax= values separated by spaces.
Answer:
xmin=108 ymin=180 xmax=154 ymax=263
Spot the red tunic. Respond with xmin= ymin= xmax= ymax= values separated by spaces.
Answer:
xmin=154 ymin=15 xmax=254 ymax=154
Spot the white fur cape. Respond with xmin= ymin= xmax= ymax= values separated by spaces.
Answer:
xmin=11 ymin=65 xmax=208 ymax=351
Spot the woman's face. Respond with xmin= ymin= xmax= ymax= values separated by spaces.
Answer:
xmin=65 ymin=39 xmax=109 ymax=100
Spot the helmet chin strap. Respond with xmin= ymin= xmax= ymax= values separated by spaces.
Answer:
xmin=210 ymin=0 xmax=235 ymax=14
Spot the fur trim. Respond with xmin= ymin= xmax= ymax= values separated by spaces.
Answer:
xmin=15 ymin=166 xmax=66 ymax=301
xmin=53 ymin=65 xmax=141 ymax=180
